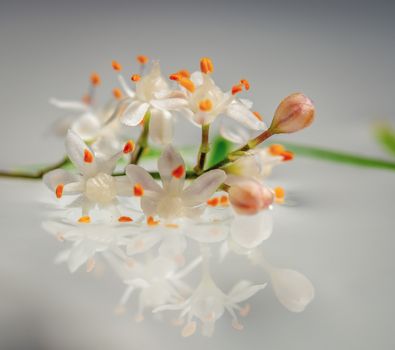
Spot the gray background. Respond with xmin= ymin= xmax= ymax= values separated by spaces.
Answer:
xmin=1 ymin=0 xmax=395 ymax=349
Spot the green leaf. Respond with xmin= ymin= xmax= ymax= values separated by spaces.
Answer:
xmin=208 ymin=136 xmax=233 ymax=168
xmin=278 ymin=141 xmax=395 ymax=171
xmin=373 ymin=123 xmax=395 ymax=158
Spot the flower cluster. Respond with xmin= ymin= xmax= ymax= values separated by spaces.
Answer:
xmin=42 ymin=56 xmax=315 ymax=337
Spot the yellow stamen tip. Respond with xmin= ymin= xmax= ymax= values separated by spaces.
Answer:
xmin=274 ymin=186 xmax=285 ymax=199
xmin=112 ymin=88 xmax=123 ymax=100
xmin=78 ymin=216 xmax=91 ymax=223
xmin=199 ymin=99 xmax=213 ymax=112
xmin=147 ymin=216 xmax=159 ymax=226
xmin=200 ymin=57 xmax=214 ymax=74
xmin=118 ymin=216 xmax=133 ymax=222
xmin=268 ymin=144 xmax=286 ymax=156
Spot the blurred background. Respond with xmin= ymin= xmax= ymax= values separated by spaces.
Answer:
xmin=0 ymin=0 xmax=395 ymax=349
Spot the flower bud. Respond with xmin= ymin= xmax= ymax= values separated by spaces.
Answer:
xmin=269 ymin=93 xmax=315 ymax=134
xmin=228 ymin=179 xmax=274 ymax=215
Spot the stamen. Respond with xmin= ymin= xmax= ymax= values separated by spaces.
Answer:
xmin=123 ymin=140 xmax=135 ymax=154
xmin=207 ymin=197 xmax=219 ymax=206
xmin=253 ymin=111 xmax=263 ymax=121
xmin=182 ymin=321 xmax=197 ymax=337
xmin=112 ymin=88 xmax=123 ymax=100
xmin=118 ymin=216 xmax=133 ymax=222
xmin=112 ymin=60 xmax=122 ymax=71
xmin=136 ymin=55 xmax=149 ymax=65
xmin=231 ymin=84 xmax=243 ymax=95
xmin=165 ymin=223 xmax=179 ymax=229
xmin=82 ymin=94 xmax=91 ymax=105
xmin=179 ymin=77 xmax=195 ymax=93
xmin=281 ymin=150 xmax=294 ymax=161
xmin=147 ymin=216 xmax=159 ymax=226
xmin=169 ymin=73 xmax=181 ymax=81
xmin=268 ymin=144 xmax=286 ymax=156
xmin=78 ymin=216 xmax=91 ymax=224
xmin=274 ymin=186 xmax=285 ymax=199
xmin=177 ymin=69 xmax=191 ymax=78
xmin=55 ymin=184 xmax=64 ymax=199
xmin=240 ymin=79 xmax=250 ymax=90
xmin=90 ymin=72 xmax=101 ymax=86
xmin=86 ymin=257 xmax=95 ymax=272
xmin=198 ymin=99 xmax=213 ymax=112
xmin=239 ymin=303 xmax=251 ymax=317
xmin=83 ymin=149 xmax=94 ymax=163
xmin=133 ymin=183 xmax=144 ymax=196
xmin=220 ymin=195 xmax=229 ymax=206
xmin=131 ymin=74 xmax=141 ymax=82
xmin=200 ymin=57 xmax=214 ymax=74
xmin=172 ymin=165 xmax=185 ymax=179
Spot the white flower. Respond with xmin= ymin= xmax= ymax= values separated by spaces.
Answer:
xmin=116 ymin=61 xmax=187 ymax=145
xmin=43 ymin=130 xmax=134 ymax=219
xmin=125 ymin=145 xmax=226 ymax=222
xmin=154 ymin=250 xmax=267 ymax=337
xmin=171 ymin=61 xmax=266 ymax=135
xmin=110 ymin=255 xmax=201 ymax=322
xmin=42 ymin=219 xmax=135 ymax=273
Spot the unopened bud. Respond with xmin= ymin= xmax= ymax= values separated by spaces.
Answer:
xmin=228 ymin=179 xmax=274 ymax=215
xmin=269 ymin=93 xmax=315 ymax=134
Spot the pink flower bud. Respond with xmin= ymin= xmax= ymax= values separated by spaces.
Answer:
xmin=269 ymin=93 xmax=315 ymax=134
xmin=228 ymin=179 xmax=274 ymax=215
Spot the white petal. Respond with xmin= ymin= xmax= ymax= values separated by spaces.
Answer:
xmin=68 ymin=242 xmax=97 ymax=273
xmin=115 ymin=176 xmax=133 ymax=196
xmin=239 ymin=98 xmax=253 ymax=109
xmin=226 ymin=101 xmax=267 ymax=130
xmin=65 ymin=129 xmax=97 ymax=176
xmin=43 ymin=169 xmax=80 ymax=191
xmin=159 ymin=235 xmax=187 ymax=259
xmin=228 ymin=280 xmax=267 ymax=303
xmin=70 ymin=111 xmax=101 ymax=140
xmin=49 ymin=98 xmax=88 ymax=111
xmin=120 ymin=101 xmax=149 ymax=126
xmin=141 ymin=196 xmax=159 ymax=216
xmin=190 ymin=71 xmax=203 ymax=86
xmin=125 ymin=164 xmax=162 ymax=193
xmin=126 ymin=234 xmax=162 ymax=255
xmin=149 ymin=109 xmax=173 ymax=145
xmin=150 ymin=98 xmax=188 ymax=111
xmin=270 ymin=269 xmax=315 ymax=312
xmin=158 ymin=145 xmax=185 ymax=189
xmin=117 ymin=75 xmax=135 ymax=98
xmin=219 ymin=119 xmax=251 ymax=144
xmin=63 ymin=181 xmax=84 ymax=195
xmin=230 ymin=208 xmax=273 ymax=249
xmin=182 ymin=170 xmax=226 ymax=206
xmin=186 ymin=221 xmax=229 ymax=243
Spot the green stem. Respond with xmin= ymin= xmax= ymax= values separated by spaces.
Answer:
xmin=194 ymin=124 xmax=210 ymax=174
xmin=278 ymin=141 xmax=395 ymax=171
xmin=0 ymin=156 xmax=69 ymax=180
xmin=131 ymin=111 xmax=151 ymax=165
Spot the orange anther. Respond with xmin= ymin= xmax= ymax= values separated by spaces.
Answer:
xmin=253 ymin=111 xmax=263 ymax=121
xmin=240 ymin=79 xmax=250 ymax=90
xmin=55 ymin=184 xmax=64 ymax=199
xmin=281 ymin=150 xmax=294 ymax=161
xmin=123 ymin=140 xmax=135 ymax=154
xmin=136 ymin=55 xmax=149 ymax=65
xmin=172 ymin=165 xmax=185 ymax=179
xmin=220 ymin=195 xmax=229 ymax=206
xmin=83 ymin=149 xmax=94 ymax=163
xmin=113 ymin=88 xmax=123 ymax=100
xmin=78 ymin=216 xmax=91 ymax=223
xmin=179 ymin=77 xmax=195 ymax=93
xmin=165 ymin=223 xmax=179 ymax=229
xmin=207 ymin=197 xmax=219 ymax=207
xmin=274 ymin=186 xmax=285 ymax=199
xmin=147 ymin=216 xmax=159 ymax=226
xmin=133 ymin=183 xmax=144 ymax=197
xmin=118 ymin=216 xmax=133 ymax=222
xmin=231 ymin=84 xmax=243 ymax=95
xmin=169 ymin=73 xmax=181 ymax=81
xmin=199 ymin=99 xmax=213 ymax=112
xmin=112 ymin=60 xmax=122 ymax=71
xmin=177 ymin=69 xmax=190 ymax=78
xmin=82 ymin=94 xmax=92 ymax=105
xmin=131 ymin=74 xmax=141 ymax=82
xmin=200 ymin=57 xmax=214 ymax=74
xmin=90 ymin=72 xmax=101 ymax=86
xmin=268 ymin=144 xmax=286 ymax=156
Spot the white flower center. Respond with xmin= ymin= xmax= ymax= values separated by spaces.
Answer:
xmin=157 ymin=195 xmax=183 ymax=220
xmin=85 ymin=173 xmax=117 ymax=204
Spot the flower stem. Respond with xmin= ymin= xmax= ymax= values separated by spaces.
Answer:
xmin=131 ymin=111 xmax=151 ymax=165
xmin=0 ymin=156 xmax=69 ymax=180
xmin=194 ymin=124 xmax=210 ymax=174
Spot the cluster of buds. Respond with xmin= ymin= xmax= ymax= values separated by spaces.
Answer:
xmin=41 ymin=55 xmax=315 ymax=337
